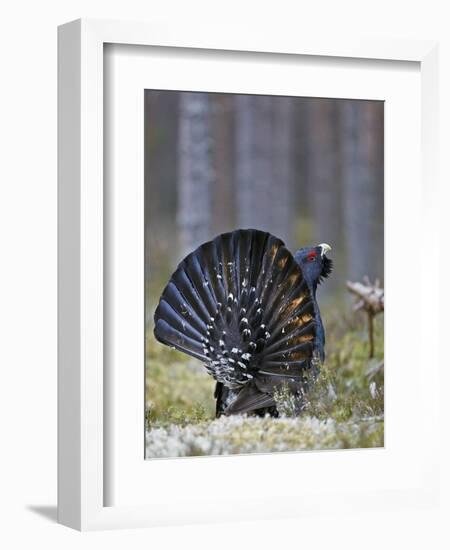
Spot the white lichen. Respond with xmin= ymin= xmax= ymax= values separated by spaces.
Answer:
xmin=145 ymin=415 xmax=384 ymax=459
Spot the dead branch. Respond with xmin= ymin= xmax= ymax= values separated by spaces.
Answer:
xmin=347 ymin=278 xmax=384 ymax=358
xmin=346 ymin=279 xmax=384 ymax=314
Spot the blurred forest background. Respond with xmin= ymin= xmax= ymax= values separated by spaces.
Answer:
xmin=145 ymin=91 xmax=384 ymax=313
xmin=144 ymin=91 xmax=384 ymax=455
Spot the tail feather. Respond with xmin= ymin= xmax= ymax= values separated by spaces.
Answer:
xmin=164 ymin=279 xmax=208 ymax=333
xmin=154 ymin=319 xmax=205 ymax=361
xmin=257 ymin=362 xmax=307 ymax=376
xmin=224 ymin=382 xmax=276 ymax=415
xmin=264 ymin=341 xmax=314 ymax=363
xmin=155 ymin=300 xmax=205 ymax=343
xmin=153 ymin=229 xmax=318 ymax=412
xmin=263 ymin=319 xmax=316 ymax=355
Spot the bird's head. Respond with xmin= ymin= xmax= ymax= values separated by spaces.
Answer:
xmin=294 ymin=243 xmax=333 ymax=292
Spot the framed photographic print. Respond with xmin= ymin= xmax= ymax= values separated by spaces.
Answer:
xmin=58 ymin=19 xmax=440 ymax=530
xmin=144 ymin=90 xmax=384 ymax=459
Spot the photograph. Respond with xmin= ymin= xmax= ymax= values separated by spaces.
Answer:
xmin=144 ymin=90 xmax=384 ymax=459
xmin=0 ymin=0 xmax=442 ymax=541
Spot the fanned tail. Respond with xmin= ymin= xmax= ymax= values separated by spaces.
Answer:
xmin=154 ymin=229 xmax=318 ymax=415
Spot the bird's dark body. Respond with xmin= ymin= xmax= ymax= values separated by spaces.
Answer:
xmin=154 ymin=229 xmax=332 ymax=416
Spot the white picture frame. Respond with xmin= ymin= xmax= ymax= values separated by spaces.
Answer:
xmin=58 ymin=18 xmax=440 ymax=531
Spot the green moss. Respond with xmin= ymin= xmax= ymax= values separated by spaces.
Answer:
xmin=145 ymin=330 xmax=216 ymax=428
xmin=145 ymin=307 xmax=384 ymax=455
xmin=308 ymin=311 xmax=384 ymax=422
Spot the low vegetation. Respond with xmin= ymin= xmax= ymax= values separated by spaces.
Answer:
xmin=145 ymin=306 xmax=384 ymax=458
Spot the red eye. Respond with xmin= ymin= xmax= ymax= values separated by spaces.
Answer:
xmin=307 ymin=251 xmax=317 ymax=262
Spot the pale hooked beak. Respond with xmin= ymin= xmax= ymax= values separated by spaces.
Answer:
xmin=318 ymin=243 xmax=332 ymax=257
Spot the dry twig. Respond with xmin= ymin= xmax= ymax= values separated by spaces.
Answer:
xmin=347 ymin=277 xmax=384 ymax=358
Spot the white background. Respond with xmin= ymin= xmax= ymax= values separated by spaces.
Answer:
xmin=106 ymin=45 xmax=427 ymax=510
xmin=1 ymin=1 xmax=449 ymax=548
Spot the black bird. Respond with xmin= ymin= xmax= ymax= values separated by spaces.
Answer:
xmin=153 ymin=229 xmax=332 ymax=417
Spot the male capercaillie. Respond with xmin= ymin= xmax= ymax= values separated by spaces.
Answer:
xmin=154 ymin=229 xmax=332 ymax=416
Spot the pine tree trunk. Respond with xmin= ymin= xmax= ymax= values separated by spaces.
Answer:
xmin=235 ymin=95 xmax=272 ymax=231
xmin=373 ymin=104 xmax=384 ymax=283
xmin=271 ymin=96 xmax=294 ymax=244
xmin=211 ymin=95 xmax=235 ymax=234
xmin=176 ymin=92 xmax=213 ymax=258
xmin=306 ymin=99 xmax=342 ymax=290
xmin=339 ymin=100 xmax=383 ymax=281
xmin=235 ymin=94 xmax=293 ymax=243
xmin=291 ymin=98 xmax=311 ymax=228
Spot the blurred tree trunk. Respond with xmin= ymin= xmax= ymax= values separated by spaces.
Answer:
xmin=235 ymin=95 xmax=272 ymax=231
xmin=271 ymin=96 xmax=294 ymax=244
xmin=144 ymin=91 xmax=178 ymax=308
xmin=177 ymin=92 xmax=213 ymax=258
xmin=306 ymin=98 xmax=342 ymax=290
xmin=373 ymin=105 xmax=384 ymax=282
xmin=211 ymin=95 xmax=235 ymax=234
xmin=144 ymin=91 xmax=160 ymax=224
xmin=290 ymin=97 xmax=314 ymax=250
xmin=235 ymin=95 xmax=293 ymax=243
xmin=291 ymin=98 xmax=311 ymax=231
xmin=339 ymin=100 xmax=384 ymax=281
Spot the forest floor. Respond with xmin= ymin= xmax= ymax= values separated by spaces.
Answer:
xmin=145 ymin=309 xmax=384 ymax=459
